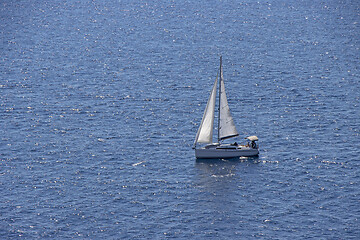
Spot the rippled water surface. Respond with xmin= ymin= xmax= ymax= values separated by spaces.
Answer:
xmin=1 ymin=0 xmax=359 ymax=239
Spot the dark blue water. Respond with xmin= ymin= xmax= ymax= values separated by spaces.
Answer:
xmin=1 ymin=0 xmax=359 ymax=239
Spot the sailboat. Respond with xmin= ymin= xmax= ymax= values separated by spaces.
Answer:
xmin=193 ymin=56 xmax=259 ymax=159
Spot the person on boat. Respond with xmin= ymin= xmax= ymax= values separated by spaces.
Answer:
xmin=251 ymin=141 xmax=257 ymax=149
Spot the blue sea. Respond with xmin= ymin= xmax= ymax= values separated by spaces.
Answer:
xmin=1 ymin=0 xmax=359 ymax=239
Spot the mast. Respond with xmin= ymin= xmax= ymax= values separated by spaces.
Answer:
xmin=218 ymin=56 xmax=222 ymax=143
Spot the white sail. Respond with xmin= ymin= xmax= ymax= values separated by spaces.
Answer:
xmin=218 ymin=60 xmax=239 ymax=141
xmin=194 ymin=74 xmax=218 ymax=145
xmin=193 ymin=56 xmax=259 ymax=159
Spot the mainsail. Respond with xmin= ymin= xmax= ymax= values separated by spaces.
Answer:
xmin=194 ymin=74 xmax=218 ymax=145
xmin=218 ymin=59 xmax=239 ymax=141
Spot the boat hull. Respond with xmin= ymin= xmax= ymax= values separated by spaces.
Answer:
xmin=195 ymin=147 xmax=259 ymax=159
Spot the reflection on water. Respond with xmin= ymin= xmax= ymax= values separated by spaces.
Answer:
xmin=196 ymin=159 xmax=238 ymax=178
xmin=195 ymin=157 xmax=259 ymax=177
xmin=193 ymin=157 xmax=261 ymax=193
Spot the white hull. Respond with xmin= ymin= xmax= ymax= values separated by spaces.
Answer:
xmin=195 ymin=147 xmax=259 ymax=159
